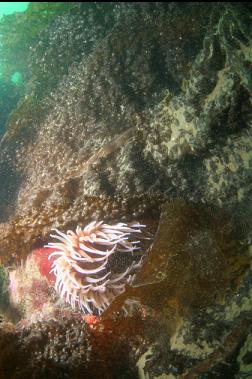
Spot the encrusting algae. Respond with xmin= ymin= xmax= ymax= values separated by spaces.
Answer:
xmin=104 ymin=200 xmax=250 ymax=324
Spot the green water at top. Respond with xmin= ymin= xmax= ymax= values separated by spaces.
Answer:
xmin=0 ymin=2 xmax=29 ymax=19
xmin=0 ymin=3 xmax=29 ymax=79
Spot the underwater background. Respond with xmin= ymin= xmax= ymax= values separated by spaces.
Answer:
xmin=0 ymin=2 xmax=252 ymax=379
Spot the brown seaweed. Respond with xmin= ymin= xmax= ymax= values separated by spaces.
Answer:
xmin=104 ymin=200 xmax=250 ymax=321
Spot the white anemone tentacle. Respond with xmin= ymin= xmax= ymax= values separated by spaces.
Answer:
xmin=45 ymin=220 xmax=146 ymax=314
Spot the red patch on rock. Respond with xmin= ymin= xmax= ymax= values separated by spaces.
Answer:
xmin=32 ymin=247 xmax=57 ymax=283
xmin=83 ymin=314 xmax=99 ymax=326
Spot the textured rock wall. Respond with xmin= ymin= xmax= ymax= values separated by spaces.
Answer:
xmin=0 ymin=3 xmax=251 ymax=379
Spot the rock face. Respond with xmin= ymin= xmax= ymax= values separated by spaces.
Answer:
xmin=0 ymin=2 xmax=251 ymax=379
xmin=144 ymin=4 xmax=252 ymax=207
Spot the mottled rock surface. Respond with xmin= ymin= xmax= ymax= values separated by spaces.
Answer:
xmin=0 ymin=2 xmax=251 ymax=379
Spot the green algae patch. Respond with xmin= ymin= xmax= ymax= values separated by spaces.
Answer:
xmin=0 ymin=266 xmax=8 ymax=308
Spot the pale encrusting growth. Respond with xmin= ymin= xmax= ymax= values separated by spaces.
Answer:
xmin=46 ymin=221 xmax=145 ymax=315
